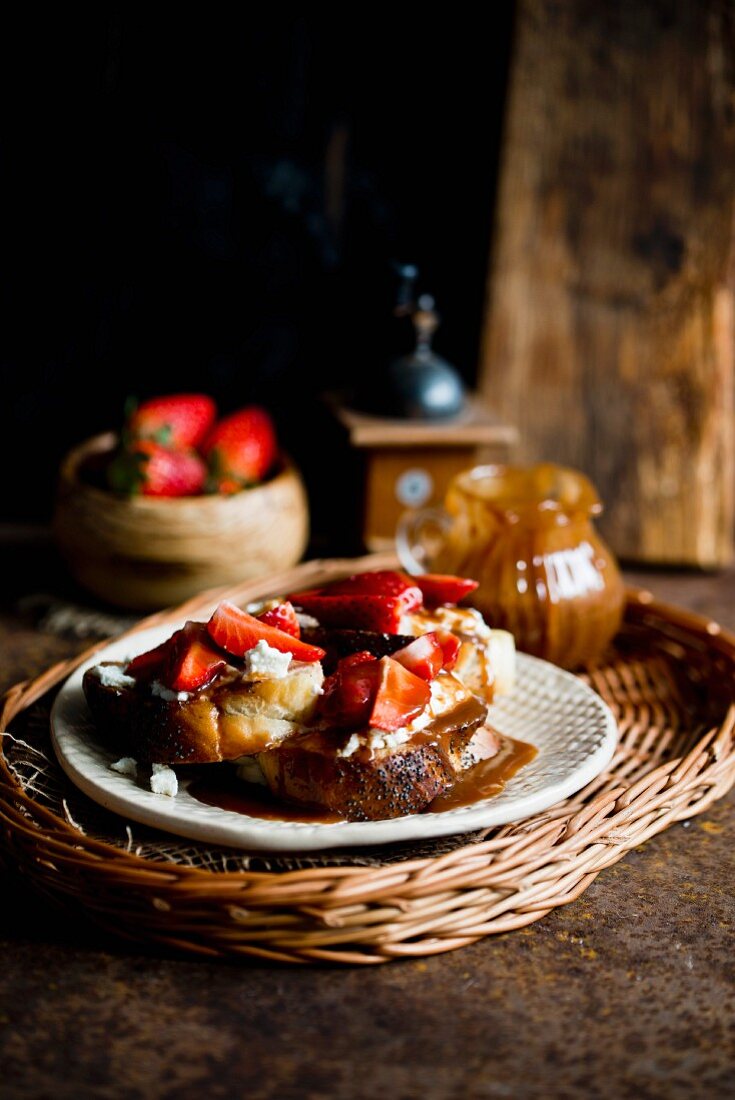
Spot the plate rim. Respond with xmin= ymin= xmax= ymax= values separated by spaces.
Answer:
xmin=50 ymin=624 xmax=619 ymax=852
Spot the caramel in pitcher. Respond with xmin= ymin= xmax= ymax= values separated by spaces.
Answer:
xmin=400 ymin=464 xmax=624 ymax=669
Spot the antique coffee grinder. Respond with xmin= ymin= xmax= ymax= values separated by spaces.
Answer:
xmin=331 ymin=264 xmax=517 ymax=550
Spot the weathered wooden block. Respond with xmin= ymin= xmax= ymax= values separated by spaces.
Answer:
xmin=479 ymin=0 xmax=735 ymax=566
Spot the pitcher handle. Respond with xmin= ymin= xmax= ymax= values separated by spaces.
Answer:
xmin=396 ymin=507 xmax=453 ymax=575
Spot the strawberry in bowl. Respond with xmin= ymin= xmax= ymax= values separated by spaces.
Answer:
xmin=127 ymin=394 xmax=217 ymax=451
xmin=107 ymin=395 xmax=278 ymax=500
xmin=54 ymin=394 xmax=308 ymax=609
xmin=203 ymin=407 xmax=278 ymax=493
xmin=107 ymin=439 xmax=208 ymax=498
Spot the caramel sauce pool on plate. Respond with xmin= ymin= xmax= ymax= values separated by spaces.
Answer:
xmin=187 ymin=736 xmax=537 ymax=824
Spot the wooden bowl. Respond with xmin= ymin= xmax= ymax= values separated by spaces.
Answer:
xmin=53 ymin=433 xmax=310 ymax=611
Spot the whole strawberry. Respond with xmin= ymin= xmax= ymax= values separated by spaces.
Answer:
xmin=203 ymin=406 xmax=277 ymax=493
xmin=108 ymin=440 xmax=207 ymax=497
xmin=127 ymin=394 xmax=217 ymax=450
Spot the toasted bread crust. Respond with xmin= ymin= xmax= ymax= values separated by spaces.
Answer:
xmin=257 ymin=696 xmax=490 ymax=820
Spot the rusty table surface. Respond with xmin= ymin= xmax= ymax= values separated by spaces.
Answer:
xmin=0 ymin=537 xmax=733 ymax=1100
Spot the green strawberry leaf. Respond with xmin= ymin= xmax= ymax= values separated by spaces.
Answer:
xmin=152 ymin=424 xmax=173 ymax=446
xmin=120 ymin=396 xmax=139 ymax=450
xmin=204 ymin=448 xmax=224 ymax=493
xmin=107 ymin=446 xmax=147 ymax=496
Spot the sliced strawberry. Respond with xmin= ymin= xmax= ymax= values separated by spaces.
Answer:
xmin=369 ymin=657 xmax=431 ymax=732
xmin=319 ymin=651 xmax=430 ymax=731
xmin=320 ymin=652 xmax=381 ymax=729
xmin=108 ymin=440 xmax=207 ymax=497
xmin=128 ymin=394 xmax=217 ymax=450
xmin=339 ymin=651 xmax=379 ymax=668
xmin=288 ymin=591 xmax=415 ymax=634
xmin=126 ymin=638 xmax=173 ymax=680
xmin=434 ymin=628 xmax=461 ymax=671
xmin=207 ymin=601 xmax=325 ymax=662
xmin=257 ymin=601 xmax=300 ymax=638
xmin=412 ymin=573 xmax=479 ymax=607
xmin=326 ymin=571 xmax=423 ymax=606
xmin=165 ymin=623 xmax=227 ymax=692
xmin=289 ymin=570 xmax=422 ymax=631
xmin=319 ymin=649 xmax=378 ymax=720
xmin=126 ymin=624 xmax=226 ymax=691
xmin=391 ymin=633 xmax=444 ymax=682
xmin=203 ymin=406 xmax=277 ymax=491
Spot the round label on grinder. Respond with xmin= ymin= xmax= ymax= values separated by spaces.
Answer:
xmin=396 ymin=468 xmax=433 ymax=507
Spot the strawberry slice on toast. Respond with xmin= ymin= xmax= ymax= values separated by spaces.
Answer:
xmin=208 ymin=601 xmax=324 ymax=662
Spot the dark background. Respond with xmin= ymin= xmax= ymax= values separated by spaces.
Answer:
xmin=0 ymin=9 xmax=514 ymax=525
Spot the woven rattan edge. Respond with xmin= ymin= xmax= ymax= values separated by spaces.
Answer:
xmin=1 ymin=557 xmax=734 ymax=963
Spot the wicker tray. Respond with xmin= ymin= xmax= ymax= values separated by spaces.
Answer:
xmin=1 ymin=556 xmax=734 ymax=964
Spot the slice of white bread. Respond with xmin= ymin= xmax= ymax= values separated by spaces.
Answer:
xmin=485 ymin=629 xmax=516 ymax=696
xmin=83 ymin=659 xmax=323 ymax=764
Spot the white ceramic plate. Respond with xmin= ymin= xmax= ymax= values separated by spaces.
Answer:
xmin=50 ymin=624 xmax=618 ymax=852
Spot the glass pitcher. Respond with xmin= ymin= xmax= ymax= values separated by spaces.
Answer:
xmin=397 ymin=463 xmax=625 ymax=669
